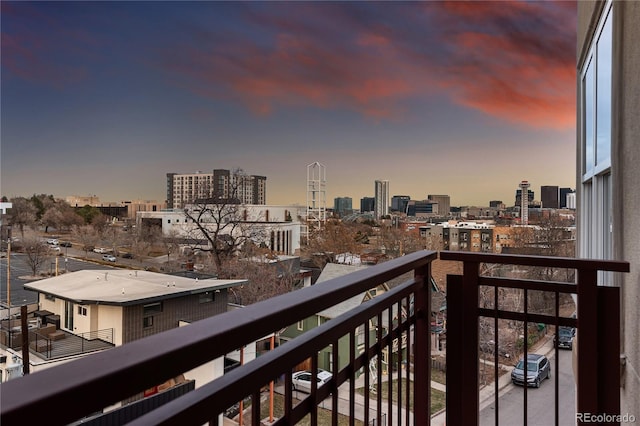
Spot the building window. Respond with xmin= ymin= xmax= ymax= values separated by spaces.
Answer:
xmin=77 ymin=306 xmax=87 ymax=316
xmin=143 ymin=316 xmax=154 ymax=328
xmin=143 ymin=302 xmax=162 ymax=315
xmin=45 ymin=294 xmax=55 ymax=302
xmin=297 ymin=320 xmax=304 ymax=331
xmin=199 ymin=292 xmax=214 ymax=303
xmin=579 ymin=1 xmax=613 ymax=284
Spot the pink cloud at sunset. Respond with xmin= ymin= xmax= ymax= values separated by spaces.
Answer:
xmin=158 ymin=1 xmax=576 ymax=129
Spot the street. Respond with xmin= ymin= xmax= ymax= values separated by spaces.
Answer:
xmin=0 ymin=252 xmax=116 ymax=307
xmin=480 ymin=349 xmax=576 ymax=426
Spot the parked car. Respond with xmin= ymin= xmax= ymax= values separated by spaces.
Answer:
xmin=121 ymin=252 xmax=133 ymax=259
xmin=554 ymin=326 xmax=576 ymax=349
xmin=46 ymin=239 xmax=59 ymax=245
xmin=292 ymin=369 xmax=333 ymax=393
xmin=59 ymin=241 xmax=72 ymax=247
xmin=511 ymin=354 xmax=551 ymax=388
xmin=94 ymin=247 xmax=108 ymax=254
xmin=102 ymin=255 xmax=116 ymax=262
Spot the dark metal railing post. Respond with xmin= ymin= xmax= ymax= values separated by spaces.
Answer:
xmin=413 ymin=262 xmax=431 ymax=425
xmin=445 ymin=261 xmax=479 ymax=425
xmin=597 ymin=286 xmax=620 ymax=422
xmin=446 ymin=274 xmax=463 ymax=425
xmin=576 ymin=269 xmax=598 ymax=423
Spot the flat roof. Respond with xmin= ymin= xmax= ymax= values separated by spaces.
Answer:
xmin=24 ymin=269 xmax=246 ymax=306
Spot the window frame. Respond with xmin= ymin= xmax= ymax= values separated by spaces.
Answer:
xmin=579 ymin=0 xmax=614 ymax=283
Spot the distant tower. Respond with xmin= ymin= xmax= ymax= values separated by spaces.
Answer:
xmin=375 ymin=180 xmax=389 ymax=219
xmin=307 ymin=162 xmax=327 ymax=234
xmin=519 ymin=180 xmax=531 ymax=225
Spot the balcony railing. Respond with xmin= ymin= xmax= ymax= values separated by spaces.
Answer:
xmin=0 ymin=250 xmax=630 ymax=426
xmin=440 ymin=251 xmax=630 ymax=426
xmin=1 ymin=325 xmax=115 ymax=360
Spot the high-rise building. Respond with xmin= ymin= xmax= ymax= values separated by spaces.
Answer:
xmin=406 ymin=200 xmax=437 ymax=217
xmin=167 ymin=170 xmax=266 ymax=209
xmin=515 ymin=187 xmax=534 ymax=207
xmin=518 ymin=181 xmax=531 ymax=225
xmin=489 ymin=200 xmax=504 ymax=208
xmin=333 ymin=197 xmax=353 ymax=217
xmin=541 ymin=185 xmax=560 ymax=209
xmin=559 ymin=188 xmax=574 ymax=208
xmin=428 ymin=195 xmax=451 ymax=217
xmin=360 ymin=197 xmax=375 ymax=213
xmin=391 ymin=195 xmax=410 ymax=213
xmin=374 ymin=180 xmax=390 ymax=219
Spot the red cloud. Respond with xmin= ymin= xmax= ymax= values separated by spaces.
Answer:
xmin=168 ymin=27 xmax=425 ymax=121
xmin=163 ymin=1 xmax=576 ymax=129
xmin=442 ymin=30 xmax=576 ymax=129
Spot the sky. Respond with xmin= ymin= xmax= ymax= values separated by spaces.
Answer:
xmin=0 ymin=1 xmax=577 ymax=208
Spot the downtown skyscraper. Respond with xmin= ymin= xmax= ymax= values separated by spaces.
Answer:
xmin=375 ymin=180 xmax=389 ymax=219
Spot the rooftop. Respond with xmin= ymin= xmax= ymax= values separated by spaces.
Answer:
xmin=24 ymin=270 xmax=246 ymax=306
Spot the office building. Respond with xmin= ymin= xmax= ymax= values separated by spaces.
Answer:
xmin=391 ymin=195 xmax=410 ymax=213
xmin=428 ymin=195 xmax=451 ymax=217
xmin=559 ymin=188 xmax=574 ymax=208
xmin=360 ymin=197 xmax=375 ymax=213
xmin=541 ymin=185 xmax=559 ymax=209
xmin=374 ymin=180 xmax=389 ymax=219
xmin=333 ymin=197 xmax=353 ymax=217
xmin=406 ymin=200 xmax=437 ymax=218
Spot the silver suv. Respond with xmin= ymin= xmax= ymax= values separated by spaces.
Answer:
xmin=511 ymin=354 xmax=551 ymax=388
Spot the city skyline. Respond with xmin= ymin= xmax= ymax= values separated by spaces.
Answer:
xmin=1 ymin=2 xmax=576 ymax=206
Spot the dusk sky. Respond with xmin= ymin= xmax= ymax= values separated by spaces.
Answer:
xmin=1 ymin=1 xmax=577 ymax=208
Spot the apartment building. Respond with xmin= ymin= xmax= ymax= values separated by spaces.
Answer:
xmin=374 ymin=180 xmax=389 ymax=219
xmin=167 ymin=170 xmax=266 ymax=209
xmin=577 ymin=1 xmax=640 ymax=418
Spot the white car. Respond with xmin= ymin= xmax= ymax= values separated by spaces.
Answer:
xmin=292 ymin=369 xmax=332 ymax=393
xmin=102 ymin=255 xmax=116 ymax=262
xmin=47 ymin=239 xmax=59 ymax=245
xmin=94 ymin=247 xmax=107 ymax=254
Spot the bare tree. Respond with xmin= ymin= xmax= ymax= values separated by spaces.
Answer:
xmin=304 ymin=220 xmax=362 ymax=266
xmin=377 ymin=225 xmax=427 ymax=257
xmin=8 ymin=197 xmax=37 ymax=238
xmin=102 ymin=224 xmax=123 ymax=255
xmin=182 ymin=169 xmax=264 ymax=276
xmin=41 ymin=207 xmax=62 ymax=234
xmin=73 ymin=225 xmax=99 ymax=257
xmin=23 ymin=239 xmax=51 ymax=276
xmin=225 ymin=255 xmax=298 ymax=305
xmin=161 ymin=228 xmax=182 ymax=263
xmin=128 ymin=224 xmax=155 ymax=262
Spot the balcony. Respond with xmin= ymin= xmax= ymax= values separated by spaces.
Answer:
xmin=0 ymin=325 xmax=115 ymax=360
xmin=0 ymin=250 xmax=629 ymax=425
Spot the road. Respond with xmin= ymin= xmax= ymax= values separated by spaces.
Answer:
xmin=480 ymin=349 xmax=576 ymax=426
xmin=0 ymin=252 xmax=116 ymax=307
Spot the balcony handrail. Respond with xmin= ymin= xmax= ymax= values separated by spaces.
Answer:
xmin=128 ymin=273 xmax=422 ymax=425
xmin=1 ymin=250 xmax=437 ymax=426
xmin=439 ymin=250 xmax=630 ymax=272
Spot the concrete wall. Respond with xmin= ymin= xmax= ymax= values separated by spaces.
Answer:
xmin=615 ymin=1 xmax=640 ymax=419
xmin=577 ymin=0 xmax=640 ymax=419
